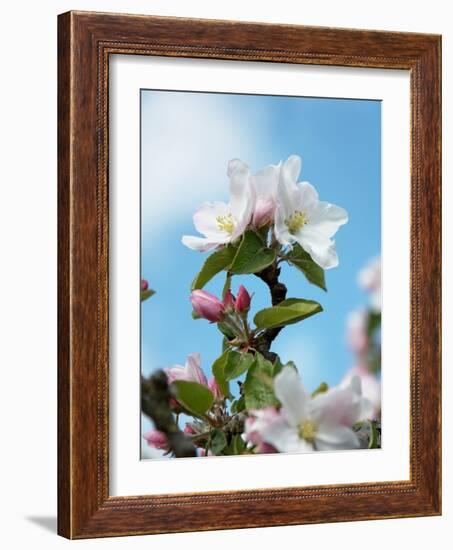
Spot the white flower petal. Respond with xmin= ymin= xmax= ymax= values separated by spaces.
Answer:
xmin=297 ymin=181 xmax=319 ymax=210
xmin=296 ymin=226 xmax=339 ymax=269
xmin=253 ymin=164 xmax=280 ymax=200
xmin=310 ymin=382 xmax=372 ymax=428
xmin=261 ymin=419 xmax=312 ymax=453
xmin=227 ymin=158 xmax=249 ymax=178
xmin=307 ymin=201 xmax=349 ymax=238
xmin=315 ymin=424 xmax=360 ymax=451
xmin=193 ymin=201 xmax=232 ymax=239
xmin=282 ymin=155 xmax=302 ymax=183
xmin=181 ymin=235 xmax=221 ymax=252
xmin=274 ymin=367 xmax=310 ymax=426
xmin=274 ymin=205 xmax=293 ymax=246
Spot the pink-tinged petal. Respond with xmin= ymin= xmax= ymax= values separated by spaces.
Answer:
xmin=244 ymin=407 xmax=280 ymax=446
xmin=183 ymin=423 xmax=197 ymax=435
xmin=208 ymin=377 xmax=223 ymax=400
xmin=307 ymin=201 xmax=349 ymax=238
xmin=296 ymin=226 xmax=339 ymax=269
xmin=253 ymin=164 xmax=280 ymax=200
xmin=252 ymin=196 xmax=276 ymax=226
xmin=181 ymin=235 xmax=222 ymax=252
xmin=274 ymin=367 xmax=309 ymax=426
xmin=185 ymin=352 xmax=208 ymax=385
xmin=256 ymin=442 xmax=278 ymax=454
xmin=143 ymin=430 xmax=169 ymax=450
xmin=164 ymin=365 xmax=187 ymax=384
xmin=315 ymin=424 xmax=360 ymax=451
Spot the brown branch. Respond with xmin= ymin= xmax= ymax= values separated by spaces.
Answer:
xmin=141 ymin=370 xmax=197 ymax=458
xmin=254 ymin=262 xmax=287 ymax=361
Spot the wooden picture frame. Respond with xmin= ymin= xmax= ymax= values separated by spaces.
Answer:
xmin=58 ymin=10 xmax=441 ymax=539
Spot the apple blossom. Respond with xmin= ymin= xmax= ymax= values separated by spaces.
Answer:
xmin=182 ymin=160 xmax=254 ymax=252
xmin=274 ymin=155 xmax=348 ymax=269
xmin=254 ymin=367 xmax=373 ymax=453
xmin=190 ymin=289 xmax=225 ymax=322
xmin=164 ymin=352 xmax=208 ymax=386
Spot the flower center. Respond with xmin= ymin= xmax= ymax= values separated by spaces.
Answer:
xmin=298 ymin=420 xmax=316 ymax=442
xmin=285 ymin=210 xmax=308 ymax=234
xmin=216 ymin=213 xmax=235 ymax=234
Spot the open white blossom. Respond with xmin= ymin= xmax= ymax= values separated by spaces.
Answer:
xmin=257 ymin=367 xmax=373 ymax=453
xmin=181 ymin=161 xmax=254 ymax=252
xmin=274 ymin=155 xmax=348 ymax=269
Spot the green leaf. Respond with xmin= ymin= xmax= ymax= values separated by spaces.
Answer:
xmin=172 ymin=381 xmax=214 ymax=417
xmin=243 ymin=353 xmax=279 ymax=409
xmin=229 ymin=230 xmax=276 ymax=274
xmin=367 ymin=312 xmax=381 ymax=335
xmin=141 ymin=289 xmax=155 ymax=302
xmin=286 ymin=244 xmax=326 ymax=291
xmin=211 ymin=351 xmax=230 ymax=398
xmin=223 ymin=434 xmax=247 ymax=455
xmin=230 ymin=395 xmax=246 ymax=414
xmin=311 ymin=382 xmax=329 ymax=397
xmin=217 ymin=322 xmax=236 ymax=339
xmin=224 ymin=351 xmax=255 ymax=381
xmin=210 ymin=429 xmax=227 ymax=455
xmin=368 ymin=420 xmax=380 ymax=449
xmin=254 ymin=298 xmax=323 ymax=329
xmin=191 ymin=246 xmax=237 ymax=290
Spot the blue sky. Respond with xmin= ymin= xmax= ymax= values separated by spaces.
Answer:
xmin=140 ymin=89 xmax=380 ymax=396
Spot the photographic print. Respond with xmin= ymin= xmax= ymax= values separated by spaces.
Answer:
xmin=140 ymin=89 xmax=382 ymax=460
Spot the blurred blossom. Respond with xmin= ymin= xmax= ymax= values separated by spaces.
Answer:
xmin=358 ymin=256 xmax=381 ymax=312
xmin=341 ymin=365 xmax=381 ymax=419
xmin=346 ymin=309 xmax=369 ymax=356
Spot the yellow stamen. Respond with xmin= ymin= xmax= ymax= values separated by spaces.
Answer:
xmin=285 ymin=210 xmax=308 ymax=234
xmin=298 ymin=420 xmax=316 ymax=442
xmin=216 ymin=213 xmax=235 ymax=234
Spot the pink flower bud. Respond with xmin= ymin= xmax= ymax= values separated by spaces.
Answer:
xmin=235 ymin=285 xmax=251 ymax=313
xmin=141 ymin=279 xmax=149 ymax=291
xmin=143 ymin=429 xmax=168 ymax=450
xmin=208 ymin=377 xmax=223 ymax=400
xmin=190 ymin=290 xmax=225 ymax=322
xmin=222 ymin=290 xmax=236 ymax=310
